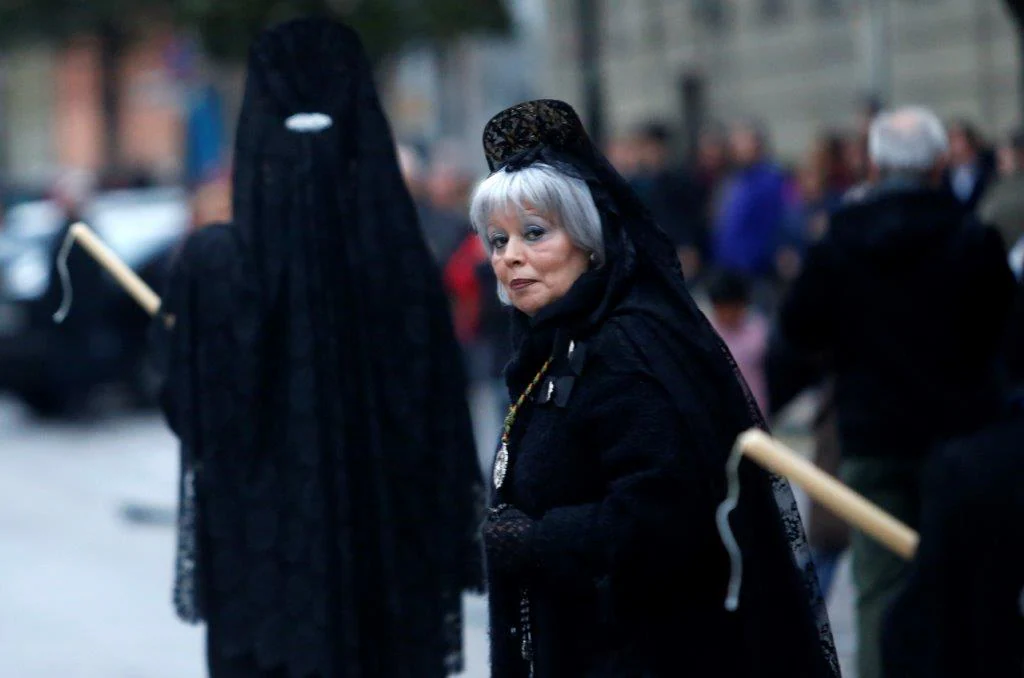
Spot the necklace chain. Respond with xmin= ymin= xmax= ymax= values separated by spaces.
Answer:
xmin=493 ymin=355 xmax=554 ymax=490
xmin=502 ymin=356 xmax=553 ymax=447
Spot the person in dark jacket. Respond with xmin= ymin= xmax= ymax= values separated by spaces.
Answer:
xmin=943 ymin=118 xmax=996 ymax=213
xmin=882 ymin=276 xmax=1024 ymax=678
xmin=152 ymin=19 xmax=484 ymax=677
xmin=44 ymin=170 xmax=107 ymax=414
xmin=778 ymin=104 xmax=1017 ymax=678
xmin=470 ymin=99 xmax=839 ymax=678
xmin=629 ymin=122 xmax=708 ymax=281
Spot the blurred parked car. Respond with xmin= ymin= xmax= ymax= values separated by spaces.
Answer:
xmin=0 ymin=187 xmax=187 ymax=416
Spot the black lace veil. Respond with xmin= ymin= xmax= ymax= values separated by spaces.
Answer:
xmin=483 ymin=100 xmax=839 ymax=676
xmin=161 ymin=18 xmax=484 ymax=677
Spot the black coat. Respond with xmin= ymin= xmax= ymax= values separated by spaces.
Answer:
xmin=943 ymin=151 xmax=996 ymax=213
xmin=1005 ymin=277 xmax=1024 ymax=388
xmin=779 ymin=185 xmax=1016 ymax=457
xmin=488 ymin=279 xmax=836 ymax=678
xmin=478 ymin=97 xmax=836 ymax=678
xmin=631 ymin=167 xmax=708 ymax=254
xmin=882 ymin=407 xmax=1024 ymax=678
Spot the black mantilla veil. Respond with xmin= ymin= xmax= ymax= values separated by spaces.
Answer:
xmin=159 ymin=18 xmax=484 ymax=678
xmin=484 ymin=100 xmax=839 ymax=675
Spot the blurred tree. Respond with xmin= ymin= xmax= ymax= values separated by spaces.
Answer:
xmin=0 ymin=0 xmax=509 ymax=168
xmin=174 ymin=0 xmax=509 ymax=63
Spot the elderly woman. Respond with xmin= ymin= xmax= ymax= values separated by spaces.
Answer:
xmin=473 ymin=100 xmax=839 ymax=678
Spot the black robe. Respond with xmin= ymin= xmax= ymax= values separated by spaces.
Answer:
xmin=489 ymin=275 xmax=838 ymax=677
xmin=154 ymin=19 xmax=483 ymax=678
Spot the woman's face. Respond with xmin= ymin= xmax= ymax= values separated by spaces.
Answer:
xmin=486 ymin=204 xmax=590 ymax=317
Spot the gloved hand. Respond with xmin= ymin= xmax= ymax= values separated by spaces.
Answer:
xmin=482 ymin=504 xmax=537 ymax=577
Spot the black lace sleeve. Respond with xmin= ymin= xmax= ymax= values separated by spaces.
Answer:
xmin=151 ymin=242 xmax=187 ymax=439
xmin=153 ymin=223 xmax=238 ymax=624
xmin=421 ymin=271 xmax=486 ymax=673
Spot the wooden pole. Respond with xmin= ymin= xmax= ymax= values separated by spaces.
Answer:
xmin=67 ymin=222 xmax=163 ymax=317
xmin=737 ymin=428 xmax=919 ymax=560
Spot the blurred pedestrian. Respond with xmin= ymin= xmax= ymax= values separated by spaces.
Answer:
xmin=713 ymin=119 xmax=788 ymax=308
xmin=630 ymin=121 xmax=707 ymax=281
xmin=706 ymin=270 xmax=769 ymax=415
xmin=777 ymin=105 xmax=1016 ymax=678
xmin=420 ymin=145 xmax=476 ymax=268
xmin=693 ymin=124 xmax=731 ymax=205
xmin=152 ymin=18 xmax=484 ymax=678
xmin=42 ymin=169 xmax=103 ymax=414
xmin=979 ymin=128 xmax=1024 ymax=269
xmin=944 ymin=118 xmax=996 ymax=212
xmin=882 ymin=275 xmax=1024 ymax=678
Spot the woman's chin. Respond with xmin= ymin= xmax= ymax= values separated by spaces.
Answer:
xmin=507 ymin=287 xmax=541 ymax=317
xmin=513 ymin=303 xmax=539 ymax=317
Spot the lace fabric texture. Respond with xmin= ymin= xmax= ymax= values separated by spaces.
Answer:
xmin=483 ymin=505 xmax=535 ymax=576
xmin=173 ymin=461 xmax=203 ymax=623
xmin=156 ymin=18 xmax=485 ymax=678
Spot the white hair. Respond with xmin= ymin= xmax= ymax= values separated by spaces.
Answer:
xmin=868 ymin=106 xmax=949 ymax=173
xmin=469 ymin=163 xmax=604 ymax=304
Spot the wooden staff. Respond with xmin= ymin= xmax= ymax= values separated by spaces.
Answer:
xmin=54 ymin=222 xmax=173 ymax=327
xmin=736 ymin=428 xmax=919 ymax=560
xmin=66 ymin=222 xmax=162 ymax=316
xmin=57 ymin=224 xmax=922 ymax=562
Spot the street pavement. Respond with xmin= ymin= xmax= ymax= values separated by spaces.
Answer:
xmin=0 ymin=394 xmax=854 ymax=677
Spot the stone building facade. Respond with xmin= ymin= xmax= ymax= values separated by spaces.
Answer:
xmin=537 ymin=0 xmax=1020 ymax=159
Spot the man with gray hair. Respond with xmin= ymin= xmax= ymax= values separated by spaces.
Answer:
xmin=867 ymin=105 xmax=949 ymax=179
xmin=775 ymin=105 xmax=1016 ymax=678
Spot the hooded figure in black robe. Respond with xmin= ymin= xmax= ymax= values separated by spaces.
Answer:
xmin=474 ymin=100 xmax=839 ymax=677
xmin=152 ymin=18 xmax=484 ymax=678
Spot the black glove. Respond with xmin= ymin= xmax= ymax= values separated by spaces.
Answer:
xmin=482 ymin=504 xmax=537 ymax=577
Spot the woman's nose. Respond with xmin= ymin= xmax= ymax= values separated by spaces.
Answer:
xmin=503 ymin=237 xmax=525 ymax=266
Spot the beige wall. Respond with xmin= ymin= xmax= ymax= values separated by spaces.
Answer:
xmin=54 ymin=37 xmax=105 ymax=173
xmin=4 ymin=24 xmax=189 ymax=186
xmin=118 ymin=28 xmax=185 ymax=180
xmin=5 ymin=47 xmax=58 ymax=184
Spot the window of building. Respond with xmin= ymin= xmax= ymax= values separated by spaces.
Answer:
xmin=643 ymin=0 xmax=667 ymax=48
xmin=759 ymin=0 xmax=789 ymax=23
xmin=692 ymin=0 xmax=731 ymax=32
xmin=603 ymin=0 xmax=632 ymax=55
xmin=812 ymin=0 xmax=845 ymax=18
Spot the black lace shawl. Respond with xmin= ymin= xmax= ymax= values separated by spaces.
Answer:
xmin=156 ymin=18 xmax=484 ymax=678
xmin=484 ymin=100 xmax=839 ymax=676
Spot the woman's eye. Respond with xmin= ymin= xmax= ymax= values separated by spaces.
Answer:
xmin=489 ymin=233 xmax=508 ymax=249
xmin=524 ymin=225 xmax=546 ymax=241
